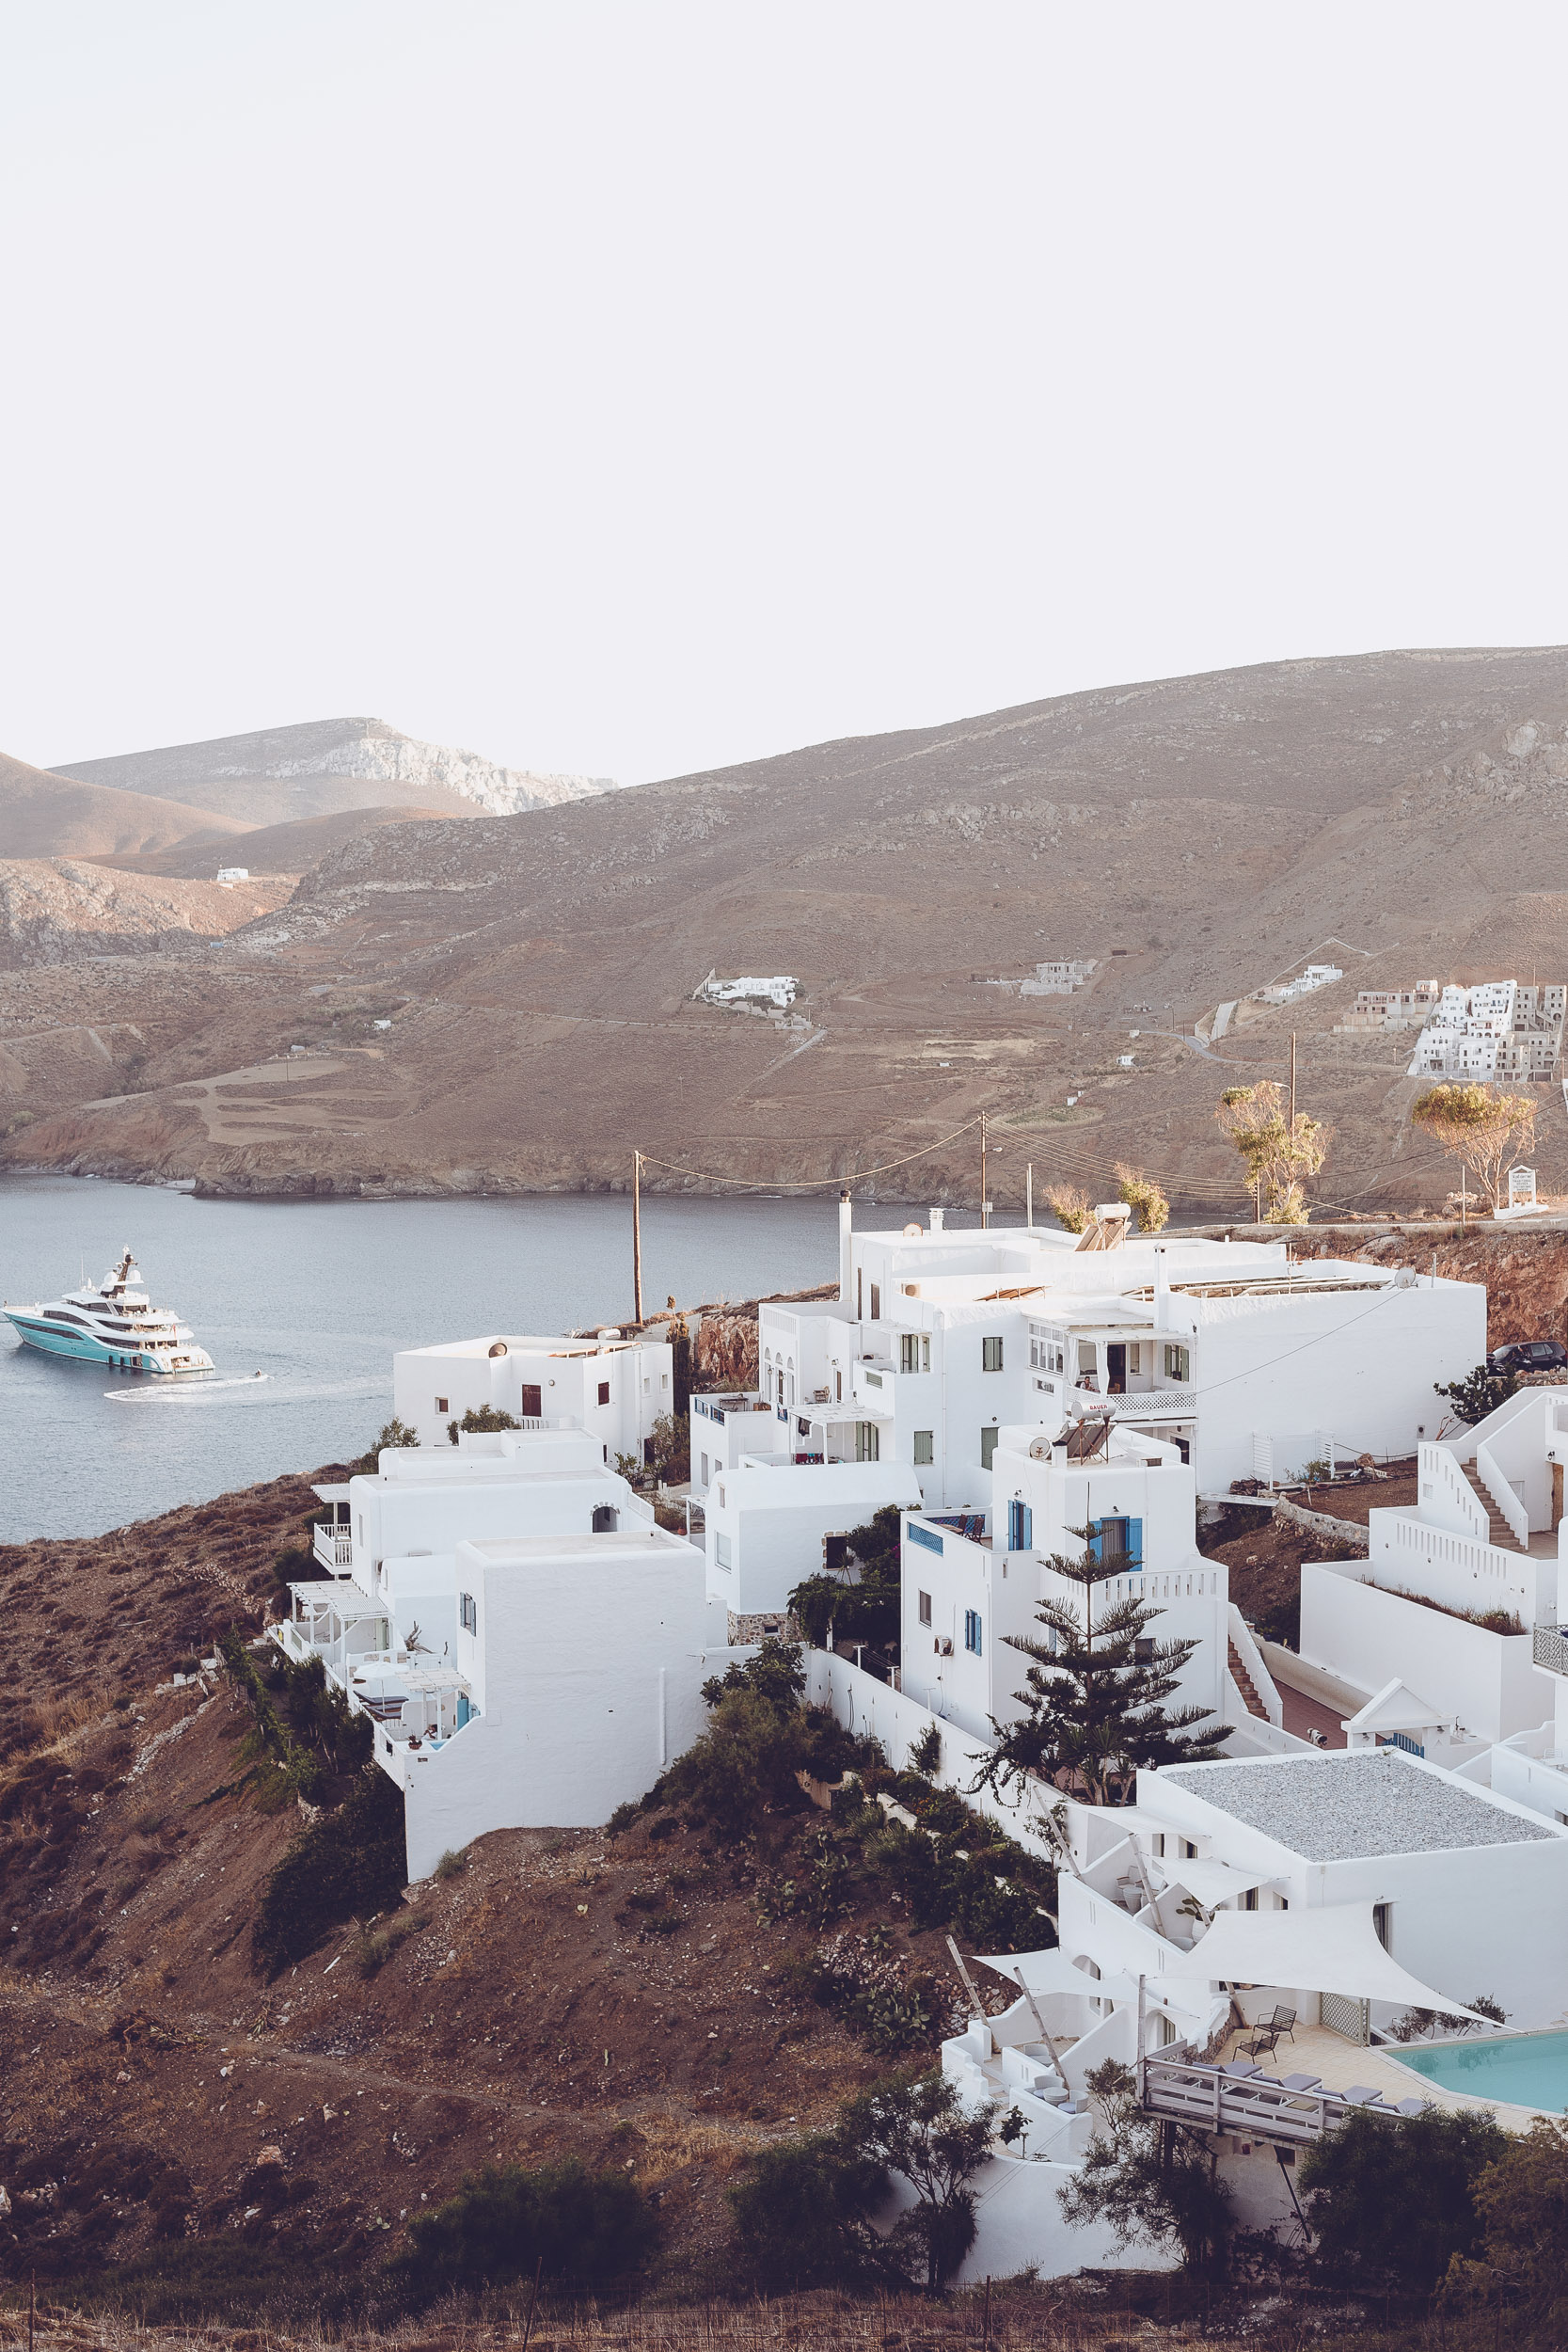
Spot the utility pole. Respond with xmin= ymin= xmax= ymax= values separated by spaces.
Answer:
xmin=1026 ymin=1160 xmax=1033 ymax=1230
xmin=1290 ymin=1030 xmax=1297 ymax=1132
xmin=980 ymin=1110 xmax=989 ymax=1229
xmin=632 ymin=1150 xmax=644 ymax=1323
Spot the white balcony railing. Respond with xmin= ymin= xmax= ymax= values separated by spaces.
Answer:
xmin=313 ymin=1522 xmax=353 ymax=1571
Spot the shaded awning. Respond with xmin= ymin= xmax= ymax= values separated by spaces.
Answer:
xmin=974 ymin=1947 xmax=1140 ymax=2003
xmin=1342 ymin=1677 xmax=1454 ymax=1738
xmin=1183 ymin=1902 xmax=1495 ymax=2023
xmin=1164 ymin=1856 xmax=1274 ymax=1908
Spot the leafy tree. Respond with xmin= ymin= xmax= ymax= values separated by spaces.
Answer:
xmin=1448 ymin=2114 xmax=1568 ymax=2323
xmin=701 ymin=1633 xmax=807 ymax=1712
xmin=1057 ymin=2058 xmax=1231 ymax=2274
xmin=969 ymin=1531 xmax=1227 ymax=1807
xmin=836 ymin=2071 xmax=994 ymax=2290
xmin=1115 ymin=1164 xmax=1169 ymax=1233
xmin=727 ymin=2133 xmax=891 ymax=2287
xmin=1297 ymin=2106 xmax=1506 ymax=2295
xmin=1215 ymin=1080 xmax=1329 ymax=1223
xmin=447 ymin=1404 xmax=520 ymax=1445
xmin=645 ymin=1408 xmax=689 ymax=1483
xmin=350 ymin=1416 xmax=420 ymax=1470
xmin=1044 ymin=1183 xmax=1090 ymax=1233
xmin=1411 ymin=1082 xmax=1538 ymax=1213
xmin=790 ymin=1504 xmax=905 ymax=1651
xmin=397 ymin=2158 xmax=657 ymax=2298
xmin=1435 ymin=1361 xmax=1520 ymax=1426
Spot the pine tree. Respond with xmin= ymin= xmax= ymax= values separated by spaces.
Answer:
xmin=970 ymin=1528 xmax=1228 ymax=1808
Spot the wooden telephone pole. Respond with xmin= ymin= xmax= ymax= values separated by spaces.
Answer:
xmin=1290 ymin=1030 xmax=1297 ymax=1131
xmin=632 ymin=1150 xmax=644 ymax=1323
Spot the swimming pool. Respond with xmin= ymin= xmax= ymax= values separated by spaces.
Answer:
xmin=1393 ymin=2029 xmax=1568 ymax=2113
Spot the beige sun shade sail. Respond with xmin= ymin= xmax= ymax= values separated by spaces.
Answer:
xmin=1164 ymin=1857 xmax=1275 ymax=1907
xmin=974 ymin=1947 xmax=1140 ymax=2003
xmin=1180 ymin=1903 xmax=1495 ymax=2023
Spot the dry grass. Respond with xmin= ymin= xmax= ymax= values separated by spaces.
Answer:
xmin=0 ymin=2290 xmax=1513 ymax=2352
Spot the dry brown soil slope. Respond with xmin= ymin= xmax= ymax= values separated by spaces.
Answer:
xmin=0 ymin=753 xmax=251 ymax=863
xmin=10 ymin=646 xmax=1568 ymax=1207
xmin=88 ymin=803 xmax=471 ymax=882
xmin=0 ymin=863 xmax=295 ymax=969
xmin=0 ymin=1478 xmax=939 ymax=2293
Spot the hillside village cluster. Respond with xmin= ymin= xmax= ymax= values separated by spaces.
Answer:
xmin=272 ymin=1184 xmax=1568 ymax=2281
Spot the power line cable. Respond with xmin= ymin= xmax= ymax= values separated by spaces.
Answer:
xmin=634 ymin=1116 xmax=985 ymax=1193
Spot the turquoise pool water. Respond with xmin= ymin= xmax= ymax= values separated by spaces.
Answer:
xmin=1394 ymin=2030 xmax=1568 ymax=2112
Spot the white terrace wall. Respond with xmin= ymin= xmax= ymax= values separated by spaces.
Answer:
xmin=1300 ymin=1562 xmax=1546 ymax=1745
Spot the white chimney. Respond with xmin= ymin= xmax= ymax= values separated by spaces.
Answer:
xmin=839 ymin=1191 xmax=854 ymax=1306
xmin=1152 ymin=1244 xmax=1169 ymax=1332
xmin=929 ymin=1206 xmax=945 ymax=1232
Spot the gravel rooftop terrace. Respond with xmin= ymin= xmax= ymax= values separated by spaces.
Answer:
xmin=1161 ymin=1749 xmax=1559 ymax=1861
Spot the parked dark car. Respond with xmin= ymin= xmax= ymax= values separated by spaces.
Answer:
xmin=1488 ymin=1339 xmax=1568 ymax=1374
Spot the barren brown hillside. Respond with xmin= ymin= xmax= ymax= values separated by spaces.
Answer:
xmin=0 ymin=753 xmax=251 ymax=863
xmin=8 ymin=647 xmax=1568 ymax=1207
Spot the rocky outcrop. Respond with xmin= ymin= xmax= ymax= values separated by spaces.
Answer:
xmin=55 ymin=717 xmax=618 ymax=820
xmin=0 ymin=860 xmax=293 ymax=967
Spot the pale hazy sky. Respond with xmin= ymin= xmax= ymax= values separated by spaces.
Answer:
xmin=3 ymin=2 xmax=1566 ymax=787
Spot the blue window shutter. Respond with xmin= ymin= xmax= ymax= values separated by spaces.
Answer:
xmin=1088 ymin=1518 xmax=1103 ymax=1563
xmin=1021 ymin=1502 xmax=1033 ymax=1550
xmin=1128 ymin=1517 xmax=1143 ymax=1569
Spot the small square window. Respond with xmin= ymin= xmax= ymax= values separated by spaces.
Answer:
xmin=982 ymin=1336 xmax=1003 ymax=1373
xmin=436 ymin=1396 xmax=449 ymax=1414
xmin=1164 ymin=1342 xmax=1190 ymax=1383
xmin=597 ymin=1380 xmax=610 ymax=1406
xmin=459 ymin=1592 xmax=478 ymax=1634
xmin=913 ymin=1429 xmax=934 ymax=1466
xmin=918 ymin=1589 xmax=932 ymax=1626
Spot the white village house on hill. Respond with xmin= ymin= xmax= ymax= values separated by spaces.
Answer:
xmin=727 ymin=1201 xmax=1481 ymax=1504
xmin=277 ymin=1414 xmax=736 ymax=1880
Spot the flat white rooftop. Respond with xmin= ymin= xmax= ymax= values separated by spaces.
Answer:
xmin=463 ymin=1531 xmax=682 ymax=1562
xmin=1161 ymin=1751 xmax=1557 ymax=1861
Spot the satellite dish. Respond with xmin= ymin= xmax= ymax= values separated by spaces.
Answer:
xmin=903 ymin=1222 xmax=923 ymax=1238
xmin=488 ymin=1341 xmax=508 ymax=1358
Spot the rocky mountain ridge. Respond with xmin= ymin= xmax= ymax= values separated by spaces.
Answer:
xmin=54 ymin=717 xmax=618 ymax=824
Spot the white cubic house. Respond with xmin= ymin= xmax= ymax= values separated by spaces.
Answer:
xmin=896 ymin=1417 xmax=1253 ymax=1752
xmin=276 ymin=1384 xmax=734 ymax=1878
xmin=393 ymin=1329 xmax=674 ymax=1462
xmin=749 ymin=1202 xmax=1482 ymax=1507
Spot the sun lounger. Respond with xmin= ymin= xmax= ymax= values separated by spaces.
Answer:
xmin=1222 ymin=2059 xmax=1263 ymax=2078
xmin=1279 ymin=2074 xmax=1322 ymax=2092
xmin=1344 ymin=2087 xmax=1392 ymax=2108
xmin=1394 ymin=2097 xmax=1431 ymax=2117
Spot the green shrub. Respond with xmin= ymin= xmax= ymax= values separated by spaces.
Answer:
xmin=252 ymin=1766 xmax=408 ymax=1976
xmin=1299 ymin=2106 xmax=1507 ymax=2293
xmin=727 ymin=2134 xmax=889 ymax=2287
xmin=434 ymin=1846 xmax=467 ymax=1880
xmin=447 ymin=1405 xmax=520 ymax=1446
xmin=395 ymin=2159 xmax=657 ymax=2299
xmin=665 ymin=1686 xmax=810 ymax=1840
xmin=1435 ymin=1363 xmax=1521 ymax=1426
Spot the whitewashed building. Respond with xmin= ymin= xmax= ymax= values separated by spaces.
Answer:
xmin=701 ymin=1457 xmax=923 ymax=1644
xmin=276 ymin=1410 xmax=734 ymax=1878
xmin=751 ymin=1204 xmax=1482 ymax=1508
xmin=393 ymin=1330 xmax=673 ymax=1461
xmin=1406 ymin=979 xmax=1564 ymax=1082
xmin=896 ymin=1419 xmax=1257 ymax=1751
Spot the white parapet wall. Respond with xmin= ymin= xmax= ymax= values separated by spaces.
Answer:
xmin=1300 ymin=1561 xmax=1545 ymax=1747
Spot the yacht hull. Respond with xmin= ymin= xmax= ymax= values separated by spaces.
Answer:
xmin=3 ymin=1311 xmax=211 ymax=1375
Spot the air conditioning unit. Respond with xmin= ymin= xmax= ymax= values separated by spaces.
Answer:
xmin=937 ymin=1637 xmax=954 ymax=1657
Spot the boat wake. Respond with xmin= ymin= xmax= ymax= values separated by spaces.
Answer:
xmin=105 ymin=1374 xmax=385 ymax=1406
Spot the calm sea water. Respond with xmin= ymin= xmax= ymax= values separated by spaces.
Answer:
xmin=0 ymin=1175 xmax=840 ymax=1542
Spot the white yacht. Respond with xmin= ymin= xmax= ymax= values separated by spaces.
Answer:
xmin=3 ymin=1249 xmax=214 ymax=1375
